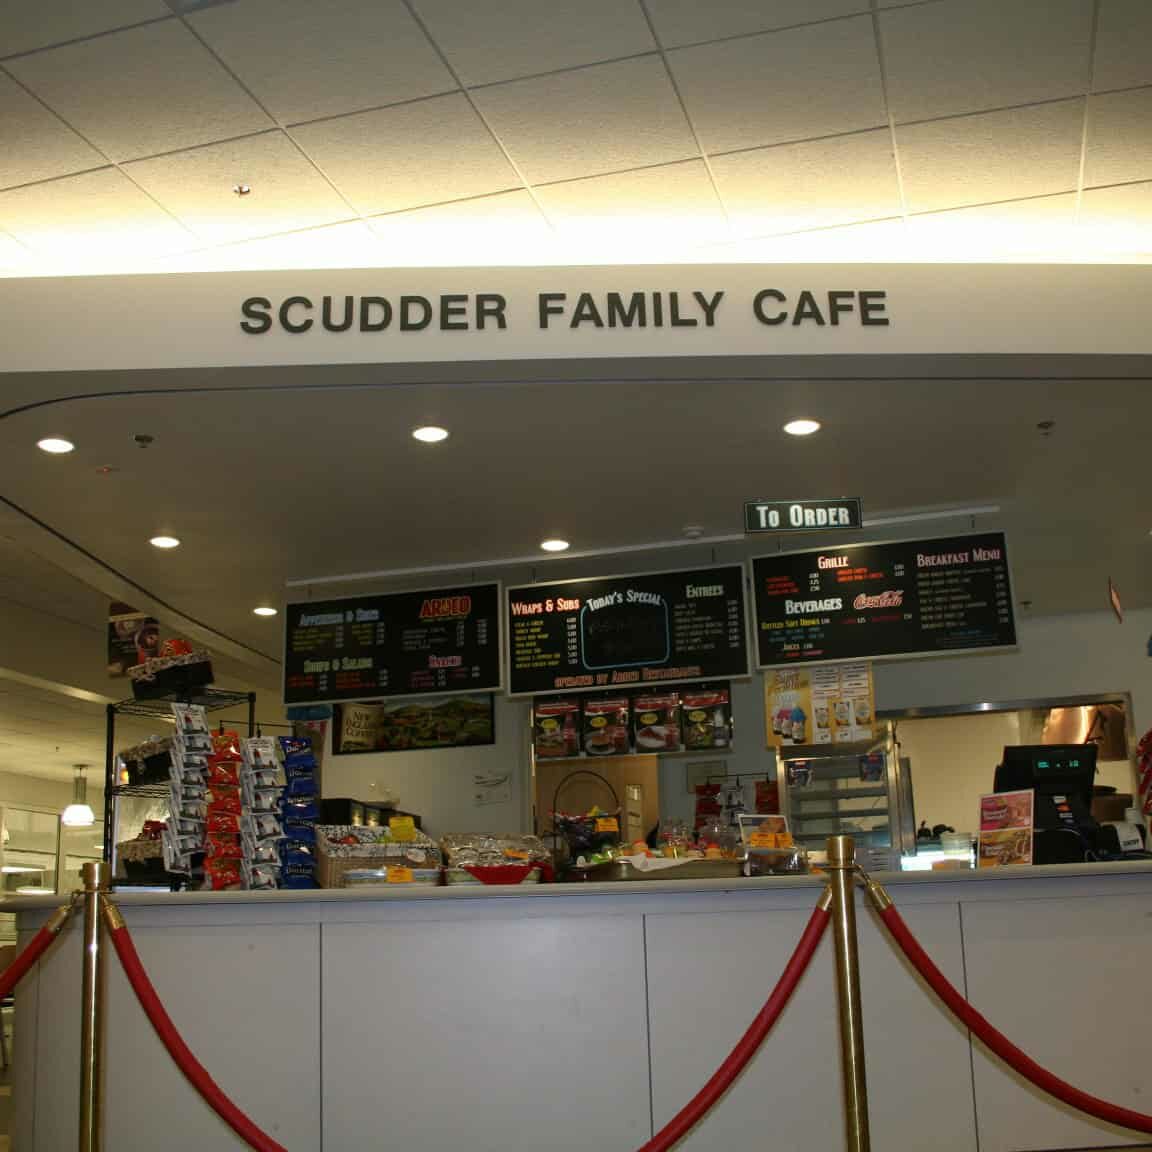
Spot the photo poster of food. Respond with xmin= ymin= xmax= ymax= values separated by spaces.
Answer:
xmin=977 ymin=789 xmax=1034 ymax=868
xmin=107 ymin=601 xmax=161 ymax=677
xmin=764 ymin=662 xmax=875 ymax=748
xmin=332 ymin=695 xmax=495 ymax=755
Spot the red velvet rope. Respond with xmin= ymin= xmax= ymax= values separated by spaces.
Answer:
xmin=878 ymin=902 xmax=1152 ymax=1135
xmin=638 ymin=903 xmax=830 ymax=1152
xmin=107 ymin=921 xmax=289 ymax=1152
xmin=0 ymin=924 xmax=60 ymax=1000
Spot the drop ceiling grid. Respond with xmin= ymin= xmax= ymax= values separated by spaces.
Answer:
xmin=0 ymin=0 xmax=1149 ymax=259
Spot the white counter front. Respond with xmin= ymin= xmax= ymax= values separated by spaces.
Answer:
xmin=9 ymin=863 xmax=1152 ymax=1152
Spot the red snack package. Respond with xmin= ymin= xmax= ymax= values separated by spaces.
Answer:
xmin=206 ymin=758 xmax=242 ymax=787
xmin=207 ymin=785 xmax=242 ymax=814
xmin=206 ymin=833 xmax=241 ymax=859
xmin=211 ymin=730 xmax=243 ymax=760
xmin=204 ymin=858 xmax=242 ymax=890
xmin=206 ymin=810 xmax=242 ymax=836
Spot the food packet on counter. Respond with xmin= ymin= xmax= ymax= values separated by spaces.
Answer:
xmin=206 ymin=758 xmax=242 ymax=788
xmin=632 ymin=691 xmax=682 ymax=752
xmin=682 ymin=685 xmax=732 ymax=750
xmin=533 ymin=698 xmax=581 ymax=759
xmin=244 ymin=837 xmax=283 ymax=865
xmin=582 ymin=696 xmax=630 ymax=756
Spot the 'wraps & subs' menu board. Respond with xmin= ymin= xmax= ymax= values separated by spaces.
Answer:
xmin=284 ymin=583 xmax=501 ymax=704
xmin=506 ymin=565 xmax=749 ymax=696
xmin=752 ymin=532 xmax=1015 ymax=667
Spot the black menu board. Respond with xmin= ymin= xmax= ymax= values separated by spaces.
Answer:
xmin=507 ymin=565 xmax=749 ymax=697
xmin=283 ymin=583 xmax=501 ymax=704
xmin=752 ymin=532 xmax=1015 ymax=667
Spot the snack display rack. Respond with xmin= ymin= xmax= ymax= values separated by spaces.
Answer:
xmin=102 ymin=689 xmax=257 ymax=879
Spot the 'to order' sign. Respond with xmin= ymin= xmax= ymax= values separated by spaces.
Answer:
xmin=745 ymin=498 xmax=863 ymax=534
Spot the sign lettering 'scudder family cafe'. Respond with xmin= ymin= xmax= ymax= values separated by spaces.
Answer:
xmin=239 ymin=288 xmax=890 ymax=335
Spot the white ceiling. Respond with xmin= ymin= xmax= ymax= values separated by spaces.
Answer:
xmin=0 ymin=0 xmax=1151 ymax=273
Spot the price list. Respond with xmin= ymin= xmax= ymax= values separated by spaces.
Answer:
xmin=283 ymin=583 xmax=502 ymax=704
xmin=507 ymin=565 xmax=750 ymax=696
xmin=752 ymin=533 xmax=1016 ymax=667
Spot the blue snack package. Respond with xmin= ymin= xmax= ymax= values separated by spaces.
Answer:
xmin=280 ymin=839 xmax=315 ymax=866
xmin=283 ymin=755 xmax=317 ymax=779
xmin=285 ymin=775 xmax=317 ymax=799
xmin=280 ymin=872 xmax=318 ymax=889
xmin=281 ymin=820 xmax=316 ymax=844
xmin=281 ymin=795 xmax=319 ymax=822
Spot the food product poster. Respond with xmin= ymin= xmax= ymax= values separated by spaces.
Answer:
xmin=107 ymin=601 xmax=160 ymax=677
xmin=977 ymin=790 xmax=1034 ymax=867
xmin=764 ymin=662 xmax=875 ymax=748
xmin=332 ymin=695 xmax=495 ymax=754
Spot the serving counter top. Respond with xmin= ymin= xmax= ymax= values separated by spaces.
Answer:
xmin=6 ymin=856 xmax=1152 ymax=910
xmin=10 ymin=858 xmax=1152 ymax=1152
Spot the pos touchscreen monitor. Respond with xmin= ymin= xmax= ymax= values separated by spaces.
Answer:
xmin=994 ymin=744 xmax=1097 ymax=809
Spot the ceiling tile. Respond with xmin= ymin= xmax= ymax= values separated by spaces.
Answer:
xmin=897 ymin=100 xmax=1084 ymax=214
xmin=124 ymin=132 xmax=352 ymax=244
xmin=1085 ymin=87 xmax=1152 ymax=188
xmin=292 ymin=92 xmax=520 ymax=215
xmin=645 ymin=0 xmax=868 ymax=49
xmin=410 ymin=0 xmax=654 ymax=86
xmin=668 ymin=16 xmax=885 ymax=154
xmin=6 ymin=21 xmax=272 ymax=162
xmin=711 ymin=129 xmax=899 ymax=237
xmin=1079 ymin=180 xmax=1152 ymax=256
xmin=880 ymin=0 xmax=1092 ymax=124
xmin=906 ymin=193 xmax=1078 ymax=260
xmin=368 ymin=190 xmax=554 ymax=265
xmin=0 ymin=71 xmax=104 ymax=189
xmin=0 ymin=0 xmax=169 ymax=58
xmin=188 ymin=0 xmax=455 ymax=125
xmin=0 ymin=168 xmax=193 ymax=259
xmin=472 ymin=56 xmax=696 ymax=184
xmin=1093 ymin=0 xmax=1152 ymax=91
xmin=534 ymin=160 xmax=727 ymax=245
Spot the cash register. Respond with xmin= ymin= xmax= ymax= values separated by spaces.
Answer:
xmin=994 ymin=744 xmax=1101 ymax=864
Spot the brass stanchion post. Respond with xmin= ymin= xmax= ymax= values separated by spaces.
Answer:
xmin=79 ymin=862 xmax=108 ymax=1152
xmin=827 ymin=835 xmax=871 ymax=1152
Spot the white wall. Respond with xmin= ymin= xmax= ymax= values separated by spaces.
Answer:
xmin=319 ymin=696 xmax=532 ymax=838
xmin=0 ymin=771 xmax=100 ymax=812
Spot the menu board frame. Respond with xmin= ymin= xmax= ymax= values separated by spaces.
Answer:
xmin=751 ymin=532 xmax=1018 ymax=670
xmin=505 ymin=563 xmax=753 ymax=698
xmin=282 ymin=580 xmax=504 ymax=705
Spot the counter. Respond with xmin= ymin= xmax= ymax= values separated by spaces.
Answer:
xmin=9 ymin=863 xmax=1152 ymax=1151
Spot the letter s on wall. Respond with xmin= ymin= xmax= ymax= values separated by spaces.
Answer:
xmin=240 ymin=297 xmax=272 ymax=334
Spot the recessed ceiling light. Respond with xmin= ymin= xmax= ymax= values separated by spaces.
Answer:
xmin=783 ymin=419 xmax=821 ymax=437
xmin=37 ymin=437 xmax=74 ymax=454
xmin=253 ymin=606 xmax=278 ymax=617
xmin=540 ymin=539 xmax=570 ymax=553
xmin=233 ymin=183 xmax=252 ymax=196
xmin=412 ymin=425 xmax=449 ymax=444
xmin=149 ymin=535 xmax=181 ymax=549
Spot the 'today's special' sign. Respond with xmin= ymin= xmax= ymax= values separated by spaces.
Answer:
xmin=283 ymin=583 xmax=501 ymax=704
xmin=506 ymin=565 xmax=750 ymax=696
xmin=745 ymin=497 xmax=863 ymax=533
xmin=752 ymin=532 xmax=1016 ymax=667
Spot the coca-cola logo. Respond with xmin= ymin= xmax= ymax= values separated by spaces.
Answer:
xmin=853 ymin=590 xmax=904 ymax=609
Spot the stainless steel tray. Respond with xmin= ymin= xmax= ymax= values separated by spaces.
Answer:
xmin=564 ymin=858 xmax=745 ymax=883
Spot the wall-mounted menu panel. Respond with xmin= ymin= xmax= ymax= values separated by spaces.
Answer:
xmin=283 ymin=583 xmax=501 ymax=704
xmin=507 ymin=565 xmax=749 ymax=697
xmin=752 ymin=532 xmax=1015 ymax=667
